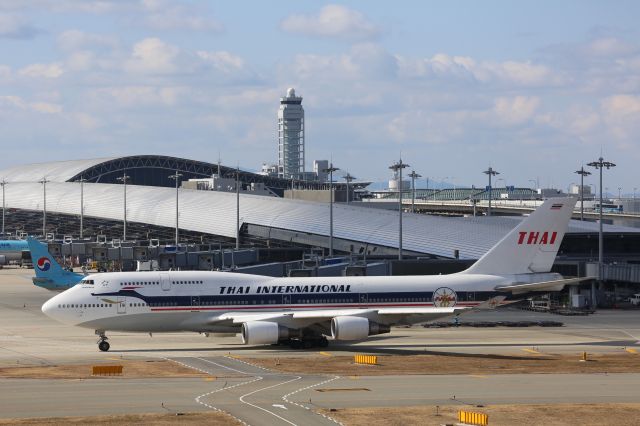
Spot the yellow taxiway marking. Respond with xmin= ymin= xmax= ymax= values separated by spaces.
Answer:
xmin=204 ymin=377 xmax=216 ymax=381
xmin=522 ymin=348 xmax=542 ymax=355
xmin=319 ymin=352 xmax=332 ymax=357
xmin=349 ymin=376 xmax=360 ymax=380
xmin=106 ymin=357 xmax=122 ymax=361
xmin=625 ymin=348 xmax=638 ymax=354
xmin=228 ymin=354 xmax=243 ymax=359
xmin=469 ymin=375 xmax=489 ymax=379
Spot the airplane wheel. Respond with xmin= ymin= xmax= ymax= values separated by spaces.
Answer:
xmin=98 ymin=341 xmax=110 ymax=352
xmin=289 ymin=340 xmax=302 ymax=349
xmin=319 ymin=338 xmax=329 ymax=348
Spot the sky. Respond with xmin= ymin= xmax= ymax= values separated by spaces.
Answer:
xmin=0 ymin=0 xmax=639 ymax=193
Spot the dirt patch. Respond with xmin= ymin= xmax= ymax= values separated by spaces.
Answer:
xmin=246 ymin=352 xmax=640 ymax=375
xmin=0 ymin=412 xmax=237 ymax=425
xmin=321 ymin=403 xmax=640 ymax=426
xmin=0 ymin=360 xmax=209 ymax=379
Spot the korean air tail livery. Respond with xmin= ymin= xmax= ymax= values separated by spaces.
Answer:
xmin=42 ymin=197 xmax=580 ymax=352
xmin=27 ymin=237 xmax=84 ymax=291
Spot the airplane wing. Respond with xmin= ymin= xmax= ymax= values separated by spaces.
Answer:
xmin=211 ymin=300 xmax=505 ymax=329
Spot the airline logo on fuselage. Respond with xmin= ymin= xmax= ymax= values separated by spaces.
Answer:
xmin=219 ymin=284 xmax=352 ymax=295
xmin=517 ymin=231 xmax=557 ymax=245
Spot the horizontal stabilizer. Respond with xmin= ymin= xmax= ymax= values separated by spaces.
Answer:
xmin=495 ymin=277 xmax=594 ymax=295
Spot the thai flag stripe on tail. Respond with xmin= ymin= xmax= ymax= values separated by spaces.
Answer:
xmin=550 ymin=203 xmax=563 ymax=210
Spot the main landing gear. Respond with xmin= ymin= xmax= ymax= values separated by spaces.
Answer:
xmin=281 ymin=336 xmax=329 ymax=349
xmin=96 ymin=330 xmax=110 ymax=352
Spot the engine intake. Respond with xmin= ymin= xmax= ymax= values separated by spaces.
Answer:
xmin=241 ymin=321 xmax=299 ymax=345
xmin=330 ymin=316 xmax=390 ymax=341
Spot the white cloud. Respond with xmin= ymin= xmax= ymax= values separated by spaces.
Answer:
xmin=398 ymin=53 xmax=562 ymax=87
xmin=601 ymin=94 xmax=640 ymax=142
xmin=0 ymin=13 xmax=39 ymax=39
xmin=587 ymin=37 xmax=637 ymax=57
xmin=57 ymin=30 xmax=117 ymax=51
xmin=18 ymin=62 xmax=64 ymax=78
xmin=124 ymin=38 xmax=180 ymax=74
xmin=142 ymin=0 xmax=223 ymax=32
xmin=0 ymin=95 xmax=62 ymax=114
xmin=196 ymin=51 xmax=245 ymax=74
xmin=280 ymin=5 xmax=380 ymax=40
xmin=90 ymin=85 xmax=188 ymax=107
xmin=30 ymin=102 xmax=62 ymax=114
xmin=491 ymin=96 xmax=541 ymax=125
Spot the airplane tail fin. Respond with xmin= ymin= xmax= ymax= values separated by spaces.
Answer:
xmin=461 ymin=197 xmax=577 ymax=276
xmin=26 ymin=237 xmax=83 ymax=290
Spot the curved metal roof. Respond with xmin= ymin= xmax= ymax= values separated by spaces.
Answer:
xmin=0 ymin=157 xmax=116 ymax=183
xmin=3 ymin=182 xmax=637 ymax=259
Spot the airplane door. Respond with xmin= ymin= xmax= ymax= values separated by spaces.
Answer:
xmin=359 ymin=293 xmax=368 ymax=306
xmin=191 ymin=296 xmax=200 ymax=311
xmin=160 ymin=273 xmax=171 ymax=291
xmin=117 ymin=296 xmax=126 ymax=314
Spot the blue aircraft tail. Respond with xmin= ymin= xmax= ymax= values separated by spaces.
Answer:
xmin=26 ymin=237 xmax=84 ymax=291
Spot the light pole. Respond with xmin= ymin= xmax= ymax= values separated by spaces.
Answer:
xmin=39 ymin=177 xmax=49 ymax=237
xmin=0 ymin=179 xmax=6 ymax=236
xmin=483 ymin=167 xmax=499 ymax=216
xmin=408 ymin=170 xmax=421 ymax=213
xmin=235 ymin=166 xmax=240 ymax=250
xmin=390 ymin=159 xmax=409 ymax=260
xmin=575 ymin=167 xmax=591 ymax=221
xmin=168 ymin=171 xmax=183 ymax=246
xmin=587 ymin=157 xmax=616 ymax=308
xmin=618 ymin=187 xmax=622 ymax=200
xmin=116 ymin=172 xmax=130 ymax=241
xmin=343 ymin=172 xmax=356 ymax=204
xmin=323 ymin=163 xmax=339 ymax=256
xmin=78 ymin=176 xmax=87 ymax=239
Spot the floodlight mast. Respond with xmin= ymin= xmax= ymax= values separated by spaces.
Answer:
xmin=343 ymin=172 xmax=356 ymax=204
xmin=483 ymin=167 xmax=499 ymax=216
xmin=390 ymin=159 xmax=409 ymax=260
xmin=116 ymin=172 xmax=130 ymax=241
xmin=574 ymin=167 xmax=591 ymax=222
xmin=322 ymin=164 xmax=339 ymax=256
xmin=408 ymin=170 xmax=422 ymax=213
xmin=0 ymin=179 xmax=7 ymax=235
xmin=168 ymin=171 xmax=183 ymax=246
xmin=38 ymin=177 xmax=50 ymax=237
xmin=587 ymin=157 xmax=615 ymax=309
xmin=78 ymin=176 xmax=88 ymax=239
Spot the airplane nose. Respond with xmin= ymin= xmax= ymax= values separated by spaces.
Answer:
xmin=41 ymin=297 xmax=57 ymax=318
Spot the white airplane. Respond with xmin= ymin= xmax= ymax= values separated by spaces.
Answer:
xmin=42 ymin=197 xmax=582 ymax=352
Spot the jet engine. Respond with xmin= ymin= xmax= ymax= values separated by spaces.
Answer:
xmin=241 ymin=321 xmax=299 ymax=345
xmin=330 ymin=316 xmax=390 ymax=341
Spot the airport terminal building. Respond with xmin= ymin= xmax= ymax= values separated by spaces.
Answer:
xmin=1 ymin=155 xmax=640 ymax=306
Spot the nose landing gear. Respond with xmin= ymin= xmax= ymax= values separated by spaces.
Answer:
xmin=96 ymin=330 xmax=110 ymax=352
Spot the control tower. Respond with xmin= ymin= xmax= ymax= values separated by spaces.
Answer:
xmin=278 ymin=88 xmax=305 ymax=179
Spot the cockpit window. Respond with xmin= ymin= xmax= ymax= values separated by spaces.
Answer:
xmin=80 ymin=279 xmax=95 ymax=285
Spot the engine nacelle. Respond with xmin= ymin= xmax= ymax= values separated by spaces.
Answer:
xmin=330 ymin=316 xmax=390 ymax=341
xmin=241 ymin=321 xmax=299 ymax=345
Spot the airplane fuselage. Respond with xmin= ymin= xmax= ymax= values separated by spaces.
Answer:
xmin=42 ymin=270 xmax=533 ymax=333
